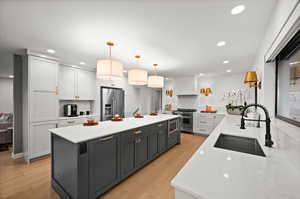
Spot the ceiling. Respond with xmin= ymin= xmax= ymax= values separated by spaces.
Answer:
xmin=0 ymin=0 xmax=276 ymax=77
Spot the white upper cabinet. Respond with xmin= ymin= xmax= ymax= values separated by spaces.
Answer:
xmin=77 ymin=69 xmax=96 ymax=100
xmin=59 ymin=65 xmax=96 ymax=100
xmin=59 ymin=66 xmax=76 ymax=100
xmin=29 ymin=56 xmax=59 ymax=122
xmin=30 ymin=56 xmax=58 ymax=92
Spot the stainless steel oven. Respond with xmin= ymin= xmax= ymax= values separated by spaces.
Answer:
xmin=173 ymin=108 xmax=196 ymax=133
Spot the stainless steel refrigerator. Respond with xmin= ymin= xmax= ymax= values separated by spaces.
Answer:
xmin=100 ymin=87 xmax=125 ymax=121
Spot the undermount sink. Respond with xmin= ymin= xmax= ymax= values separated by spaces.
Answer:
xmin=214 ymin=134 xmax=266 ymax=157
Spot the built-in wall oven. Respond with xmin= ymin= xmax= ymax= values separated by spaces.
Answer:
xmin=173 ymin=108 xmax=196 ymax=133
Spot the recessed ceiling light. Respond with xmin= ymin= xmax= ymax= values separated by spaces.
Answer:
xmin=226 ymin=69 xmax=231 ymax=73
xmin=46 ymin=49 xmax=56 ymax=54
xmin=165 ymin=77 xmax=169 ymax=80
xmin=223 ymin=173 xmax=229 ymax=178
xmin=9 ymin=75 xmax=14 ymax=78
xmin=223 ymin=60 xmax=229 ymax=64
xmin=123 ymin=70 xmax=127 ymax=73
xmin=217 ymin=41 xmax=226 ymax=47
xmin=231 ymin=5 xmax=245 ymax=15
xmin=79 ymin=62 xmax=86 ymax=65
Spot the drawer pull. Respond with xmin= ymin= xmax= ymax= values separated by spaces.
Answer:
xmin=158 ymin=124 xmax=163 ymax=127
xmin=100 ymin=136 xmax=114 ymax=141
xmin=67 ymin=121 xmax=75 ymax=124
xmin=133 ymin=130 xmax=142 ymax=135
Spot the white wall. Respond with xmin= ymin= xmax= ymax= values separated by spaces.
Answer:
xmin=163 ymin=73 xmax=251 ymax=111
xmin=0 ymin=77 xmax=13 ymax=113
xmin=253 ymin=0 xmax=299 ymax=117
xmin=253 ymin=0 xmax=300 ymax=171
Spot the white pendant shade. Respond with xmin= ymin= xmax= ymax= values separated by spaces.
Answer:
xmin=148 ymin=75 xmax=164 ymax=88
xmin=97 ymin=59 xmax=123 ymax=80
xmin=128 ymin=69 xmax=148 ymax=85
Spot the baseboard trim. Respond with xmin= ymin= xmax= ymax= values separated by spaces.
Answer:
xmin=11 ymin=152 xmax=24 ymax=159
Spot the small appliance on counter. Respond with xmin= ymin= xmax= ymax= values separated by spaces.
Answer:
xmin=79 ymin=111 xmax=84 ymax=116
xmin=86 ymin=111 xmax=90 ymax=115
xmin=63 ymin=104 xmax=78 ymax=117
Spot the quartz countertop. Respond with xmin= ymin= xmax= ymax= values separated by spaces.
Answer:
xmin=171 ymin=114 xmax=300 ymax=199
xmin=50 ymin=114 xmax=180 ymax=143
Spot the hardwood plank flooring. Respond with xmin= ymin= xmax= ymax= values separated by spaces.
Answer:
xmin=0 ymin=133 xmax=206 ymax=199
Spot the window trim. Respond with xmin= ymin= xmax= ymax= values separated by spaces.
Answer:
xmin=275 ymin=30 xmax=300 ymax=128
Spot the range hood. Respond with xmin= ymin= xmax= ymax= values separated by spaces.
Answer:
xmin=174 ymin=76 xmax=198 ymax=96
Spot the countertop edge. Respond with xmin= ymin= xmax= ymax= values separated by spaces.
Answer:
xmin=50 ymin=115 xmax=180 ymax=144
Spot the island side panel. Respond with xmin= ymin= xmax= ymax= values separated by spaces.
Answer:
xmin=51 ymin=134 xmax=88 ymax=199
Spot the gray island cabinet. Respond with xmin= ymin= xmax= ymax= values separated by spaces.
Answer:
xmin=50 ymin=115 xmax=180 ymax=199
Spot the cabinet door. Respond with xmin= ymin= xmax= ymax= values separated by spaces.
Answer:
xmin=30 ymin=121 xmax=57 ymax=159
xmin=135 ymin=129 xmax=148 ymax=168
xmin=77 ymin=69 xmax=96 ymax=100
xmin=29 ymin=56 xmax=58 ymax=92
xmin=89 ymin=135 xmax=118 ymax=198
xmin=120 ymin=131 xmax=136 ymax=178
xmin=148 ymin=126 xmax=159 ymax=159
xmin=30 ymin=91 xmax=58 ymax=122
xmin=29 ymin=56 xmax=59 ymax=122
xmin=168 ymin=131 xmax=179 ymax=149
xmin=59 ymin=66 xmax=76 ymax=100
xmin=157 ymin=122 xmax=168 ymax=153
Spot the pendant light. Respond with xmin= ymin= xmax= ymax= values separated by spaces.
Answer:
xmin=128 ymin=55 xmax=148 ymax=85
xmin=148 ymin=64 xmax=164 ymax=88
xmin=97 ymin=42 xmax=123 ymax=80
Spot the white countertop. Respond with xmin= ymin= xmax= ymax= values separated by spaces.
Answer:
xmin=171 ymin=114 xmax=300 ymax=199
xmin=50 ymin=114 xmax=179 ymax=143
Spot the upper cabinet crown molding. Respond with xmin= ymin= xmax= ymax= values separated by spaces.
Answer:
xmin=26 ymin=49 xmax=60 ymax=62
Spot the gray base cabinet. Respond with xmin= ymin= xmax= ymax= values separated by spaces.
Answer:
xmin=52 ymin=118 xmax=180 ymax=199
xmin=89 ymin=135 xmax=119 ymax=199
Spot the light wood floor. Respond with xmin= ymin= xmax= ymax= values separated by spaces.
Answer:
xmin=0 ymin=134 xmax=206 ymax=199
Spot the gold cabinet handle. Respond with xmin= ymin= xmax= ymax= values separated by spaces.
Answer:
xmin=100 ymin=136 xmax=114 ymax=141
xmin=67 ymin=120 xmax=75 ymax=124
xmin=133 ymin=130 xmax=142 ymax=135
xmin=55 ymin=86 xmax=59 ymax=95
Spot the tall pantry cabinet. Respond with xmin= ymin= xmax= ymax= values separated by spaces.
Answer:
xmin=23 ymin=54 xmax=59 ymax=162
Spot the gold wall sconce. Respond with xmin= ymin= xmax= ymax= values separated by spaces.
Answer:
xmin=200 ymin=88 xmax=212 ymax=96
xmin=244 ymin=71 xmax=262 ymax=105
xmin=166 ymin=89 xmax=173 ymax=97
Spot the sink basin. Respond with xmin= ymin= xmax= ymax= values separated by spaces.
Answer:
xmin=214 ymin=134 xmax=266 ymax=157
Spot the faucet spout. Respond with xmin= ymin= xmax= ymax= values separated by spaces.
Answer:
xmin=240 ymin=104 xmax=274 ymax=148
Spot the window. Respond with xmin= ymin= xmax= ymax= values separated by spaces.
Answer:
xmin=276 ymin=30 xmax=300 ymax=127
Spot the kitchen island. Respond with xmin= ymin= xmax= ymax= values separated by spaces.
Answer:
xmin=171 ymin=114 xmax=300 ymax=199
xmin=49 ymin=114 xmax=181 ymax=199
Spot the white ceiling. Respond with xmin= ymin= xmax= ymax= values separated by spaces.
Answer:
xmin=0 ymin=0 xmax=276 ymax=77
